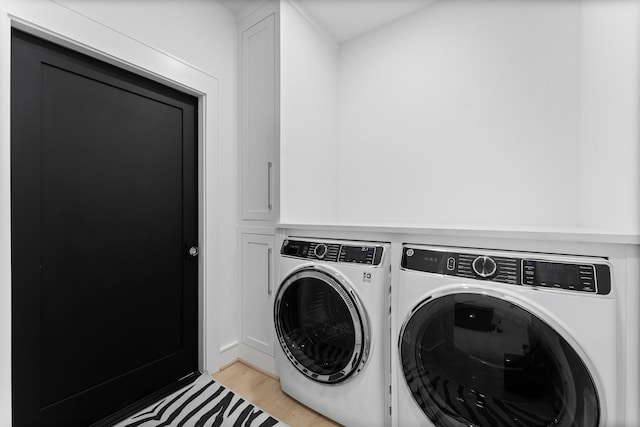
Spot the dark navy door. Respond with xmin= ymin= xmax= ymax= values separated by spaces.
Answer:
xmin=11 ymin=29 xmax=199 ymax=426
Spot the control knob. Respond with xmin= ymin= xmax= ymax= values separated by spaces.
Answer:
xmin=314 ymin=243 xmax=328 ymax=259
xmin=472 ymin=256 xmax=497 ymax=278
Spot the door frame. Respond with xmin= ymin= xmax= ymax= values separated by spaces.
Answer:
xmin=0 ymin=2 xmax=220 ymax=424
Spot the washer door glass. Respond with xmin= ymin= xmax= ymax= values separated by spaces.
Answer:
xmin=275 ymin=268 xmax=369 ymax=384
xmin=400 ymin=293 xmax=600 ymax=427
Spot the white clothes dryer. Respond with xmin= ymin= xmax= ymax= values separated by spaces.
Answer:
xmin=275 ymin=237 xmax=391 ymax=427
xmin=394 ymin=244 xmax=619 ymax=427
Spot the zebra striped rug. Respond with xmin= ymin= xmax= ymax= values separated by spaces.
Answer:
xmin=113 ymin=374 xmax=288 ymax=427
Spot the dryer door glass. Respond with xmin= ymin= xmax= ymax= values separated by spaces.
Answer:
xmin=274 ymin=269 xmax=369 ymax=384
xmin=399 ymin=293 xmax=599 ymax=427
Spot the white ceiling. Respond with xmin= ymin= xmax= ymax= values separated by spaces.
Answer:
xmin=218 ymin=0 xmax=266 ymax=16
xmin=294 ymin=0 xmax=436 ymax=43
xmin=220 ymin=0 xmax=437 ymax=44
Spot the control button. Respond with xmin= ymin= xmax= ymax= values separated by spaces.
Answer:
xmin=472 ymin=256 xmax=497 ymax=278
xmin=314 ymin=243 xmax=328 ymax=259
xmin=447 ymin=257 xmax=456 ymax=271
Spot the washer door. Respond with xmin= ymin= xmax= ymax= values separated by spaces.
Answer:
xmin=274 ymin=267 xmax=370 ymax=384
xmin=399 ymin=292 xmax=600 ymax=426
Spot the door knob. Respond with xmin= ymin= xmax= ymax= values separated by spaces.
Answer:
xmin=188 ymin=246 xmax=199 ymax=257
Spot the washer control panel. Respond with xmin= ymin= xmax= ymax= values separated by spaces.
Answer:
xmin=402 ymin=246 xmax=611 ymax=295
xmin=282 ymin=239 xmax=384 ymax=266
xmin=522 ymin=260 xmax=597 ymax=293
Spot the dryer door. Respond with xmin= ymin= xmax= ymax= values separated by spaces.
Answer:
xmin=274 ymin=267 xmax=370 ymax=384
xmin=399 ymin=292 xmax=600 ymax=427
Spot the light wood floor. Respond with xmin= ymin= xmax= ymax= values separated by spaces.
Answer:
xmin=212 ymin=361 xmax=342 ymax=427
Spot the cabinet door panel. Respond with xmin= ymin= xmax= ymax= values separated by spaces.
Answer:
xmin=241 ymin=14 xmax=276 ymax=221
xmin=242 ymin=234 xmax=275 ymax=356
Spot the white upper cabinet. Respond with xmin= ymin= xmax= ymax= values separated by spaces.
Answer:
xmin=240 ymin=8 xmax=279 ymax=223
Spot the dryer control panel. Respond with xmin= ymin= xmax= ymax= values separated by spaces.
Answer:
xmin=282 ymin=239 xmax=384 ymax=266
xmin=402 ymin=247 xmax=611 ymax=295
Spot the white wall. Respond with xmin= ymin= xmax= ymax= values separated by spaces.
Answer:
xmin=54 ymin=0 xmax=236 ymax=80
xmin=279 ymin=0 xmax=339 ymax=222
xmin=0 ymin=5 xmax=9 ymax=424
xmin=279 ymin=0 xmax=640 ymax=235
xmin=0 ymin=0 xmax=237 ymax=423
xmin=579 ymin=0 xmax=640 ymax=234
xmin=336 ymin=0 xmax=582 ymax=227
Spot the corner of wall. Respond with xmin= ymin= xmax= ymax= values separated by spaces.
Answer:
xmin=280 ymin=0 xmax=339 ymax=223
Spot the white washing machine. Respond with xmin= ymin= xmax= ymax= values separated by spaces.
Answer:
xmin=274 ymin=237 xmax=391 ymax=427
xmin=394 ymin=244 xmax=620 ymax=427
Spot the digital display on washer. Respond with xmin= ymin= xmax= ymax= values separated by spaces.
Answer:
xmin=340 ymin=245 xmax=380 ymax=265
xmin=523 ymin=260 xmax=596 ymax=293
xmin=281 ymin=240 xmax=310 ymax=257
xmin=401 ymin=248 xmax=446 ymax=274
